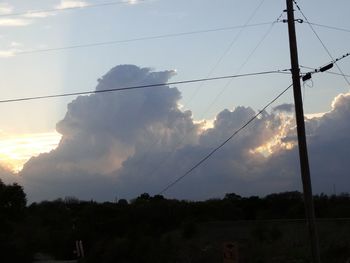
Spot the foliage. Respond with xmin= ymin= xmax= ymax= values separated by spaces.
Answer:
xmin=0 ymin=186 xmax=350 ymax=262
xmin=0 ymin=180 xmax=31 ymax=262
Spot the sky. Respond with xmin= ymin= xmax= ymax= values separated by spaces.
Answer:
xmin=0 ymin=0 xmax=349 ymax=201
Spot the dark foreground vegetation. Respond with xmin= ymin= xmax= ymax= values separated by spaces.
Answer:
xmin=1 ymin=180 xmax=350 ymax=263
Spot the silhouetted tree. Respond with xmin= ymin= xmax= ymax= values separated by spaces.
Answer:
xmin=0 ymin=180 xmax=26 ymax=219
xmin=0 ymin=180 xmax=31 ymax=262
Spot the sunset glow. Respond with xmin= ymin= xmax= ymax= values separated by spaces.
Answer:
xmin=250 ymin=116 xmax=295 ymax=157
xmin=0 ymin=131 xmax=61 ymax=173
xmin=250 ymin=139 xmax=295 ymax=157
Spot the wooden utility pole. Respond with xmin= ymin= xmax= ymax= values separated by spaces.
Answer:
xmin=285 ymin=0 xmax=321 ymax=262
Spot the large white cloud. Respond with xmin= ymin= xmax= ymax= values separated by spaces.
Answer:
xmin=20 ymin=65 xmax=200 ymax=201
xmin=14 ymin=65 xmax=350 ymax=202
xmin=264 ymin=93 xmax=350 ymax=195
xmin=305 ymin=93 xmax=350 ymax=194
xmin=114 ymin=105 xmax=298 ymax=200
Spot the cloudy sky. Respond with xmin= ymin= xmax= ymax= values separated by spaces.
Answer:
xmin=0 ymin=0 xmax=349 ymax=201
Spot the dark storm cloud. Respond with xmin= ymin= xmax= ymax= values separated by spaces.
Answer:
xmin=18 ymin=65 xmax=350 ymax=202
xmin=0 ymin=165 xmax=18 ymax=185
xmin=20 ymin=65 xmax=200 ymax=201
xmin=305 ymin=93 xmax=350 ymax=194
xmin=273 ymin=103 xmax=294 ymax=113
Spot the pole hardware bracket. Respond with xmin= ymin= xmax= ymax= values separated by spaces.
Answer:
xmin=282 ymin=19 xmax=304 ymax=23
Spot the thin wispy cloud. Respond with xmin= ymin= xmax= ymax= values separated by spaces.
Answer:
xmin=0 ymin=42 xmax=24 ymax=57
xmin=0 ymin=18 xmax=31 ymax=27
xmin=10 ymin=41 xmax=22 ymax=47
xmin=0 ymin=49 xmax=15 ymax=58
xmin=55 ymin=0 xmax=89 ymax=10
xmin=22 ymin=11 xmax=55 ymax=18
xmin=0 ymin=3 xmax=53 ymax=26
xmin=0 ymin=3 xmax=13 ymax=15
xmin=0 ymin=49 xmax=17 ymax=57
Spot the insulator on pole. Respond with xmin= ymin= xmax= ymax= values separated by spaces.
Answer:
xmin=319 ymin=63 xmax=333 ymax=72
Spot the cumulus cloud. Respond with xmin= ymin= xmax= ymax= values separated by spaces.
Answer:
xmin=267 ymin=93 xmax=350 ymax=194
xmin=21 ymin=65 xmax=200 ymax=201
xmin=114 ymin=105 xmax=298 ymax=199
xmin=304 ymin=93 xmax=350 ymax=193
xmin=17 ymin=65 xmax=350 ymax=202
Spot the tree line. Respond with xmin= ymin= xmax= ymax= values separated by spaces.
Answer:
xmin=1 ymin=180 xmax=349 ymax=262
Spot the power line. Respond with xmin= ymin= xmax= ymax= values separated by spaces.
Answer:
xmin=0 ymin=70 xmax=290 ymax=104
xmin=185 ymin=0 xmax=269 ymax=106
xmin=330 ymin=52 xmax=350 ymax=64
xmin=158 ymin=83 xmax=293 ymax=195
xmin=195 ymin=11 xmax=284 ymax=121
xmin=145 ymin=10 xmax=285 ymax=183
xmin=300 ymin=65 xmax=350 ymax=79
xmin=293 ymin=0 xmax=350 ymax=87
xmin=143 ymin=0 xmax=272 ymax=179
xmin=306 ymin=22 xmax=350 ymax=34
xmin=202 ymin=15 xmax=280 ymax=118
xmin=183 ymin=0 xmax=272 ymax=109
xmin=0 ymin=0 xmax=145 ymax=18
xmin=300 ymin=52 xmax=350 ymax=81
xmin=4 ymin=22 xmax=275 ymax=57
xmin=185 ymin=10 xmax=284 ymax=123
xmin=200 ymin=0 xmax=268 ymax=79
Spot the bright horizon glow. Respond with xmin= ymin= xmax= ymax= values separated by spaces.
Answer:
xmin=0 ymin=0 xmax=349 ymax=200
xmin=250 ymin=115 xmax=295 ymax=157
xmin=0 ymin=131 xmax=61 ymax=173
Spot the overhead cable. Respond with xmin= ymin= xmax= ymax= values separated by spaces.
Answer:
xmin=300 ymin=65 xmax=350 ymax=79
xmin=0 ymin=70 xmax=290 ymax=104
xmin=300 ymin=52 xmax=350 ymax=82
xmin=0 ymin=0 xmax=146 ymax=18
xmin=184 ymin=0 xmax=270 ymax=106
xmin=306 ymin=22 xmax=350 ymax=34
xmin=144 ymin=0 xmax=272 ymax=181
xmin=146 ymin=10 xmax=285 ymax=182
xmin=4 ymin=22 xmax=275 ymax=57
xmin=201 ymin=15 xmax=280 ymax=117
xmin=158 ymin=83 xmax=293 ymax=195
xmin=293 ymin=0 xmax=350 ymax=87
